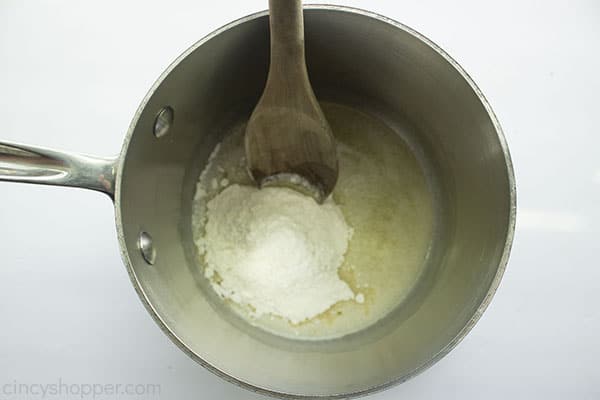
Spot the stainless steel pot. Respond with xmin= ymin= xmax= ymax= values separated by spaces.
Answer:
xmin=0 ymin=6 xmax=516 ymax=398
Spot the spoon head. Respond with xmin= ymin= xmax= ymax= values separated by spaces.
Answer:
xmin=245 ymin=106 xmax=338 ymax=203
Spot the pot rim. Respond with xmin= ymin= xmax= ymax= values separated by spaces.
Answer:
xmin=114 ymin=5 xmax=517 ymax=399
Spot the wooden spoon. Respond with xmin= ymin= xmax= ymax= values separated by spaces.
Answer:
xmin=245 ymin=0 xmax=338 ymax=203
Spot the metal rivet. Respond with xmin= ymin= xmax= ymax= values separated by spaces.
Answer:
xmin=138 ymin=231 xmax=156 ymax=265
xmin=153 ymin=106 xmax=174 ymax=138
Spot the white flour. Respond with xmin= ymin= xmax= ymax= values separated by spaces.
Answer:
xmin=197 ymin=184 xmax=357 ymax=324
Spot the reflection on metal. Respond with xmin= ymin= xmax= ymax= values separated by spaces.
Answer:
xmin=138 ymin=231 xmax=156 ymax=265
xmin=0 ymin=141 xmax=116 ymax=197
xmin=154 ymin=106 xmax=174 ymax=138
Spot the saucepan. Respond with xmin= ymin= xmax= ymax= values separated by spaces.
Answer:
xmin=0 ymin=6 xmax=515 ymax=398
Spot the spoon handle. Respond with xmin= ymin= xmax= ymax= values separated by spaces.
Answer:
xmin=268 ymin=0 xmax=305 ymax=70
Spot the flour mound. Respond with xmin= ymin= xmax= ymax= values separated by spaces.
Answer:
xmin=199 ymin=184 xmax=354 ymax=324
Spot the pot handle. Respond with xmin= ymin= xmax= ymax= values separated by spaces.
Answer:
xmin=0 ymin=141 xmax=117 ymax=198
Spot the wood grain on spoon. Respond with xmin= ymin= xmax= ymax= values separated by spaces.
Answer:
xmin=245 ymin=0 xmax=338 ymax=203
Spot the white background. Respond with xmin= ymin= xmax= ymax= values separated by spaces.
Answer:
xmin=1 ymin=1 xmax=598 ymax=399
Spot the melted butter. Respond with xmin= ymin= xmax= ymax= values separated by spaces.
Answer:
xmin=192 ymin=102 xmax=435 ymax=340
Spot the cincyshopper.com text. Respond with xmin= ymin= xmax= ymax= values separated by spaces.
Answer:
xmin=1 ymin=378 xmax=161 ymax=399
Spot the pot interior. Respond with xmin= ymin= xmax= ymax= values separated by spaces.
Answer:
xmin=116 ymin=7 xmax=513 ymax=397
